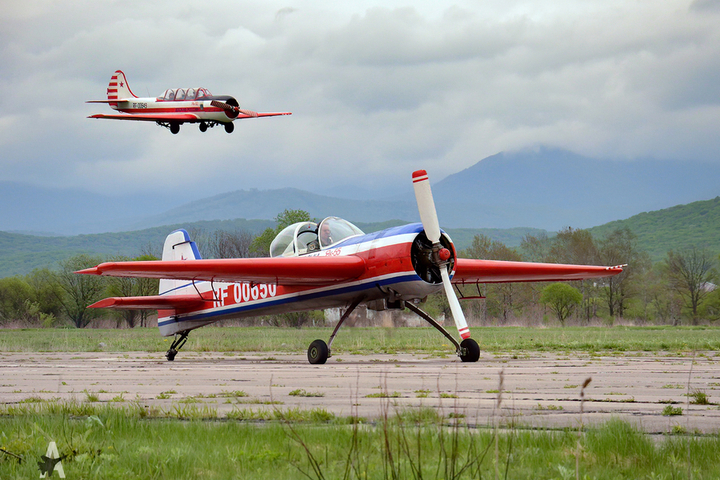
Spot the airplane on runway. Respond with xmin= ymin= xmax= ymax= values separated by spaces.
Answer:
xmin=77 ymin=170 xmax=624 ymax=364
xmin=87 ymin=70 xmax=291 ymax=134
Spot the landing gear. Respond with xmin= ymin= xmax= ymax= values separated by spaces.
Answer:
xmin=305 ymin=297 xmax=363 ymax=365
xmin=166 ymin=331 xmax=189 ymax=361
xmin=199 ymin=122 xmax=208 ymax=132
xmin=307 ymin=339 xmax=328 ymax=364
xmin=459 ymin=338 xmax=480 ymax=362
xmin=170 ymin=122 xmax=180 ymax=134
xmin=405 ymin=301 xmax=480 ymax=362
xmin=224 ymin=122 xmax=234 ymax=133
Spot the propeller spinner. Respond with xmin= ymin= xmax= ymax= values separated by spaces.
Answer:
xmin=412 ymin=169 xmax=479 ymax=362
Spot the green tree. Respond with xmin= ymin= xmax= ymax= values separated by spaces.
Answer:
xmin=664 ymin=247 xmax=718 ymax=324
xmin=54 ymin=254 xmax=105 ymax=328
xmin=598 ymin=227 xmax=651 ymax=318
xmin=540 ymin=282 xmax=583 ymax=326
xmin=250 ymin=209 xmax=313 ymax=256
xmin=0 ymin=277 xmax=33 ymax=325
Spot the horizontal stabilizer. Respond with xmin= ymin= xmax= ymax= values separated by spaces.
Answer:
xmin=88 ymin=291 xmax=215 ymax=310
xmin=453 ymin=259 xmax=624 ymax=284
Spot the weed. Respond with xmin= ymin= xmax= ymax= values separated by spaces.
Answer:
xmin=288 ymin=389 xmax=325 ymax=397
xmin=662 ymin=405 xmax=683 ymax=416
xmin=689 ymin=389 xmax=711 ymax=405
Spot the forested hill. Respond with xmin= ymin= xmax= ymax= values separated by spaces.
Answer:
xmin=587 ymin=196 xmax=720 ymax=262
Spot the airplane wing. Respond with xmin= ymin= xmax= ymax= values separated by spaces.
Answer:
xmin=89 ymin=293 xmax=214 ymax=310
xmin=236 ymin=112 xmax=292 ymax=119
xmin=88 ymin=113 xmax=200 ymax=122
xmin=77 ymin=256 xmax=367 ymax=286
xmin=453 ymin=258 xmax=624 ymax=284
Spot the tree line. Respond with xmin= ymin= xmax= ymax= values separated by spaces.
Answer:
xmin=1 ymin=210 xmax=718 ymax=328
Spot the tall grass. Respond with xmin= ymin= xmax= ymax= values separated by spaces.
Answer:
xmin=2 ymin=401 xmax=719 ymax=479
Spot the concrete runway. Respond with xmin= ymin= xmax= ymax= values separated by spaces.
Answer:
xmin=2 ymin=351 xmax=719 ymax=433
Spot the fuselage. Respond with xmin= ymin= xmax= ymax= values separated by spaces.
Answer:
xmin=158 ymin=223 xmax=453 ymax=336
xmin=110 ymin=93 xmax=236 ymax=123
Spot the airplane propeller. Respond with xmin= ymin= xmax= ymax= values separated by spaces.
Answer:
xmin=412 ymin=169 xmax=478 ymax=361
xmin=210 ymin=100 xmax=258 ymax=118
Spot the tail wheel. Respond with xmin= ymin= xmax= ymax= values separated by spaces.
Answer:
xmin=224 ymin=122 xmax=234 ymax=134
xmin=307 ymin=339 xmax=328 ymax=364
xmin=459 ymin=338 xmax=480 ymax=362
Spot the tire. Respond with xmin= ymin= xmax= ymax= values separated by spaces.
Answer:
xmin=459 ymin=338 xmax=480 ymax=363
xmin=170 ymin=123 xmax=180 ymax=134
xmin=199 ymin=122 xmax=207 ymax=132
xmin=224 ymin=122 xmax=235 ymax=133
xmin=307 ymin=339 xmax=329 ymax=365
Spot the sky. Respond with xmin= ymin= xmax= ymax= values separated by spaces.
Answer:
xmin=1 ymin=0 xmax=719 ymax=202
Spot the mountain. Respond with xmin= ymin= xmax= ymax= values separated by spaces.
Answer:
xmin=587 ymin=196 xmax=720 ymax=262
xmin=430 ymin=147 xmax=720 ymax=230
xmin=2 ymin=147 xmax=719 ymax=235
xmin=129 ymin=147 xmax=720 ymax=232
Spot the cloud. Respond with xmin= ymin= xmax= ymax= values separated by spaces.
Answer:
xmin=1 ymin=0 xmax=719 ymax=201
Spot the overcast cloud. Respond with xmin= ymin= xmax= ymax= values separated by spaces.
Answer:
xmin=1 ymin=0 xmax=718 ymax=201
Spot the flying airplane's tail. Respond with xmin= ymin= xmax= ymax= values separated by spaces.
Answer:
xmin=107 ymin=70 xmax=137 ymax=107
xmin=159 ymin=229 xmax=202 ymax=296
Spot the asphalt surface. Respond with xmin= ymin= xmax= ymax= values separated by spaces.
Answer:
xmin=2 ymin=351 xmax=719 ymax=433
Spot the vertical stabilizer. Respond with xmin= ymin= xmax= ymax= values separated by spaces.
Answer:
xmin=159 ymin=229 xmax=202 ymax=295
xmin=107 ymin=70 xmax=137 ymax=108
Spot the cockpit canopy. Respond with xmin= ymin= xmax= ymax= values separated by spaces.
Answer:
xmin=159 ymin=88 xmax=212 ymax=101
xmin=269 ymin=217 xmax=364 ymax=257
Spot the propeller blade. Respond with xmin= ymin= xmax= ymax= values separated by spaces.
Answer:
xmin=412 ymin=169 xmax=441 ymax=243
xmin=441 ymin=268 xmax=470 ymax=339
xmin=412 ymin=169 xmax=471 ymax=340
xmin=210 ymin=100 xmax=258 ymax=118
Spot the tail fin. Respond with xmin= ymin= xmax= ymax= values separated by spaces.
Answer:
xmin=107 ymin=70 xmax=137 ymax=108
xmin=159 ymin=229 xmax=202 ymax=295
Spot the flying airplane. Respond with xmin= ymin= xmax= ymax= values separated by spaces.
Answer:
xmin=77 ymin=170 xmax=624 ymax=364
xmin=87 ymin=70 xmax=291 ymax=134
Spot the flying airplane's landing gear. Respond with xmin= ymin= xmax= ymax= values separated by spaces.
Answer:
xmin=224 ymin=122 xmax=234 ymax=133
xmin=199 ymin=122 xmax=208 ymax=132
xmin=166 ymin=331 xmax=189 ymax=361
xmin=170 ymin=123 xmax=180 ymax=134
xmin=404 ymin=301 xmax=480 ymax=362
xmin=306 ymin=297 xmax=364 ymax=365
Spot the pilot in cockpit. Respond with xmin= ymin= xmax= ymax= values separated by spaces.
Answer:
xmin=319 ymin=222 xmax=333 ymax=247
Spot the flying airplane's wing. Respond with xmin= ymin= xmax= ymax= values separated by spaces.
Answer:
xmin=77 ymin=256 xmax=367 ymax=286
xmin=452 ymin=258 xmax=624 ymax=284
xmin=88 ymin=113 xmax=200 ymax=122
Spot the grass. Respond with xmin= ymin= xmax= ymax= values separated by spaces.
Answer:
xmin=2 ymin=325 xmax=720 ymax=354
xmin=1 ymin=403 xmax=720 ymax=479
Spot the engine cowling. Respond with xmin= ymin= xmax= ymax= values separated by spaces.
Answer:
xmin=410 ymin=231 xmax=456 ymax=284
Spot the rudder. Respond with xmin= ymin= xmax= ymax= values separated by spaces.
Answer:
xmin=159 ymin=229 xmax=202 ymax=295
xmin=107 ymin=70 xmax=137 ymax=107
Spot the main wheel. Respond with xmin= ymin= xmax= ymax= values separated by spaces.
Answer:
xmin=170 ymin=123 xmax=180 ymax=134
xmin=224 ymin=122 xmax=235 ymax=133
xmin=199 ymin=122 xmax=208 ymax=132
xmin=307 ymin=339 xmax=328 ymax=365
xmin=459 ymin=338 xmax=480 ymax=362
xmin=166 ymin=349 xmax=177 ymax=362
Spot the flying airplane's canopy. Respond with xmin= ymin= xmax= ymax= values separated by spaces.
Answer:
xmin=270 ymin=217 xmax=364 ymax=257
xmin=159 ymin=88 xmax=212 ymax=101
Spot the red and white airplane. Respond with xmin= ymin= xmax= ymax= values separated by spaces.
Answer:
xmin=87 ymin=70 xmax=291 ymax=134
xmin=78 ymin=170 xmax=623 ymax=364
